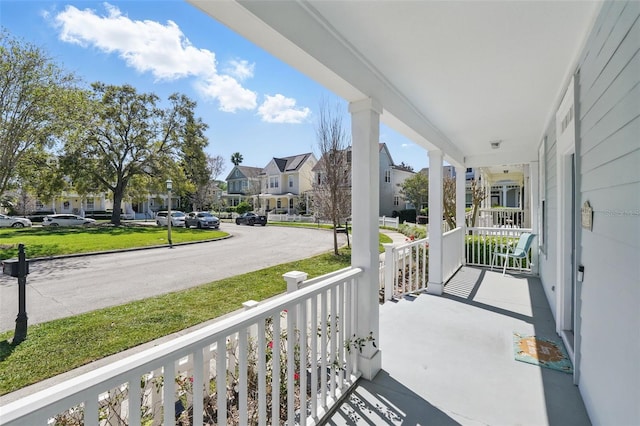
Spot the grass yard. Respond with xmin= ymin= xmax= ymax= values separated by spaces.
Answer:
xmin=0 ymin=233 xmax=392 ymax=395
xmin=0 ymin=226 xmax=227 ymax=260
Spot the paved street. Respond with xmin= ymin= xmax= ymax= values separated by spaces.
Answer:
xmin=0 ymin=224 xmax=346 ymax=332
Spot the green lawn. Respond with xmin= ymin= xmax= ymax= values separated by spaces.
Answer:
xmin=0 ymin=230 xmax=392 ymax=395
xmin=0 ymin=226 xmax=227 ymax=260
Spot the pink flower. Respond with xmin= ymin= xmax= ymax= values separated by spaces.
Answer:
xmin=283 ymin=309 xmax=288 ymax=313
xmin=294 ymin=372 xmax=300 ymax=381
xmin=268 ymin=341 xmax=274 ymax=349
xmin=189 ymin=377 xmax=194 ymax=383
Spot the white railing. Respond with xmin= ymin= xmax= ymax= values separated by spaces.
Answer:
xmin=268 ymin=213 xmax=317 ymax=223
xmin=1 ymin=268 xmax=364 ymax=426
xmin=379 ymin=227 xmax=464 ymax=302
xmin=443 ymin=227 xmax=464 ymax=283
xmin=382 ymin=237 xmax=429 ymax=301
xmin=378 ymin=216 xmax=399 ymax=229
xmin=466 ymin=227 xmax=534 ymax=271
xmin=477 ymin=208 xmax=526 ymax=228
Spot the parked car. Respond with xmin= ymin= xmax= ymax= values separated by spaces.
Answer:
xmin=155 ymin=211 xmax=186 ymax=227
xmin=25 ymin=210 xmax=56 ymax=222
xmin=0 ymin=214 xmax=32 ymax=228
xmin=42 ymin=214 xmax=97 ymax=227
xmin=235 ymin=212 xmax=267 ymax=226
xmin=185 ymin=212 xmax=220 ymax=229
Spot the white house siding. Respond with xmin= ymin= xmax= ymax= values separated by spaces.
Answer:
xmin=379 ymin=148 xmax=395 ymax=216
xmin=550 ymin=2 xmax=640 ymax=424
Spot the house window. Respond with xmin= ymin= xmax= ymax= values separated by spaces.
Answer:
xmin=242 ymin=181 xmax=248 ymax=190
xmin=288 ymin=176 xmax=294 ymax=188
xmin=86 ymin=199 xmax=94 ymax=210
xmin=270 ymin=176 xmax=279 ymax=189
xmin=277 ymin=199 xmax=281 ymax=208
xmin=385 ymin=170 xmax=391 ymax=183
xmin=289 ymin=198 xmax=294 ymax=209
xmin=36 ymin=200 xmax=44 ymax=210
xmin=394 ymin=196 xmax=400 ymax=206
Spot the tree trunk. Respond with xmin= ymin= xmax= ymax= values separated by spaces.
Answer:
xmin=111 ymin=189 xmax=123 ymax=226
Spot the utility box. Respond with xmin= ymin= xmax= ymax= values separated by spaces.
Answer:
xmin=2 ymin=259 xmax=29 ymax=278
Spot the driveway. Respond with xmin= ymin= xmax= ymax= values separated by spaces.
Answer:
xmin=0 ymin=225 xmax=346 ymax=332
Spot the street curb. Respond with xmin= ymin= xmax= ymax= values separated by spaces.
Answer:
xmin=26 ymin=234 xmax=234 ymax=263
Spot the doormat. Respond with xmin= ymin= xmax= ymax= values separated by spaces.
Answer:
xmin=513 ymin=332 xmax=573 ymax=374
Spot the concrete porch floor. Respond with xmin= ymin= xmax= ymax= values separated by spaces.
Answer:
xmin=324 ymin=266 xmax=591 ymax=425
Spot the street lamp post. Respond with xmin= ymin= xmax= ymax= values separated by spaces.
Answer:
xmin=166 ymin=179 xmax=173 ymax=248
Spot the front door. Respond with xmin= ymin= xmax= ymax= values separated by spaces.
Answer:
xmin=555 ymin=76 xmax=577 ymax=364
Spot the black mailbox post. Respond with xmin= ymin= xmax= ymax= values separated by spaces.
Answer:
xmin=2 ymin=244 xmax=29 ymax=344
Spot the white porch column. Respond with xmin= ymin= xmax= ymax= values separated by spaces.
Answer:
xmin=455 ymin=166 xmax=466 ymax=265
xmin=502 ymin=184 xmax=508 ymax=207
xmin=427 ymin=150 xmax=444 ymax=295
xmin=349 ymin=97 xmax=382 ymax=380
xmin=529 ymin=161 xmax=540 ymax=274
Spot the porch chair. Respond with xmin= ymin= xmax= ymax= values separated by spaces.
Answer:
xmin=490 ymin=232 xmax=536 ymax=276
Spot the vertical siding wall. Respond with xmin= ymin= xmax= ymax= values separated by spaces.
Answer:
xmin=575 ymin=2 xmax=640 ymax=424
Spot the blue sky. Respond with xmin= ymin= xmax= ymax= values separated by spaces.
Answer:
xmin=1 ymin=0 xmax=428 ymax=177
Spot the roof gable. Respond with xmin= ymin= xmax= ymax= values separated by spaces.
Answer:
xmin=225 ymin=165 xmax=263 ymax=181
xmin=269 ymin=153 xmax=315 ymax=173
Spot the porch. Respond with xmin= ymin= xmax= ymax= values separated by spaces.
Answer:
xmin=326 ymin=266 xmax=590 ymax=425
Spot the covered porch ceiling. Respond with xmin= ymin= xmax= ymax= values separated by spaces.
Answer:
xmin=189 ymin=0 xmax=601 ymax=168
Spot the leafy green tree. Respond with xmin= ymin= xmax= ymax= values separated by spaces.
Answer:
xmin=61 ymin=83 xmax=205 ymax=225
xmin=231 ymin=152 xmax=243 ymax=166
xmin=400 ymin=172 xmax=429 ymax=211
xmin=179 ymin=99 xmax=210 ymax=210
xmin=15 ymin=151 xmax=67 ymax=212
xmin=0 ymin=30 xmax=80 ymax=198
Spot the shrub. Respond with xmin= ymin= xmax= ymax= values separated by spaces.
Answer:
xmin=397 ymin=223 xmax=427 ymax=240
xmin=236 ymin=201 xmax=251 ymax=215
xmin=397 ymin=209 xmax=416 ymax=224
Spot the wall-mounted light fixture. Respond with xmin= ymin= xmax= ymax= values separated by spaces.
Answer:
xmin=490 ymin=140 xmax=502 ymax=149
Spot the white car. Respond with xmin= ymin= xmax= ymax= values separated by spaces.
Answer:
xmin=155 ymin=211 xmax=186 ymax=227
xmin=42 ymin=214 xmax=97 ymax=227
xmin=0 ymin=214 xmax=32 ymax=228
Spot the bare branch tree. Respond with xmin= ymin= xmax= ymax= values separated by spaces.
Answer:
xmin=313 ymin=101 xmax=351 ymax=255
xmin=443 ymin=176 xmax=457 ymax=229
xmin=468 ymin=179 xmax=488 ymax=227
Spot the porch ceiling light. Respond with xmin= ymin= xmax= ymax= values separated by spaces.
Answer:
xmin=490 ymin=140 xmax=502 ymax=149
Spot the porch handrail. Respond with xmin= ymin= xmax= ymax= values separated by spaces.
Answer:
xmin=1 ymin=267 xmax=364 ymax=426
xmin=443 ymin=227 xmax=464 ymax=283
xmin=382 ymin=236 xmax=429 ymax=301
xmin=466 ymin=227 xmax=534 ymax=270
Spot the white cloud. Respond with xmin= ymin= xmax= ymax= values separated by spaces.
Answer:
xmin=195 ymin=74 xmax=257 ymax=112
xmin=258 ymin=94 xmax=311 ymax=124
xmin=224 ymin=59 xmax=254 ymax=81
xmin=401 ymin=143 xmax=411 ymax=148
xmin=52 ymin=3 xmax=256 ymax=112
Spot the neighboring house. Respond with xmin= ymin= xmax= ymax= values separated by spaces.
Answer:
xmin=312 ymin=143 xmax=414 ymax=217
xmin=36 ymin=192 xmax=136 ymax=219
xmin=260 ymin=153 xmax=317 ymax=213
xmin=224 ymin=165 xmax=263 ymax=207
xmin=379 ymin=143 xmax=414 ymax=216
